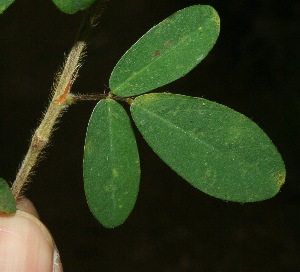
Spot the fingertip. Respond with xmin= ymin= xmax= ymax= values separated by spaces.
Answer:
xmin=0 ymin=208 xmax=63 ymax=271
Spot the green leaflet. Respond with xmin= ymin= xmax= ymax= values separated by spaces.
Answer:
xmin=52 ymin=0 xmax=97 ymax=14
xmin=131 ymin=93 xmax=285 ymax=202
xmin=109 ymin=5 xmax=220 ymax=97
xmin=83 ymin=99 xmax=140 ymax=228
xmin=0 ymin=178 xmax=16 ymax=213
xmin=0 ymin=0 xmax=15 ymax=14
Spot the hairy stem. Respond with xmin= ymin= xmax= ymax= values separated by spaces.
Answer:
xmin=12 ymin=2 xmax=104 ymax=199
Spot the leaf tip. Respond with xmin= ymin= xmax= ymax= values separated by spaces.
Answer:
xmin=275 ymin=170 xmax=286 ymax=189
xmin=211 ymin=7 xmax=220 ymax=28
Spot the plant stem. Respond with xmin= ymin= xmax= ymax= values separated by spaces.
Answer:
xmin=12 ymin=2 xmax=104 ymax=199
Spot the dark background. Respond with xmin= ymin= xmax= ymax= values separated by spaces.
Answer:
xmin=1 ymin=0 xmax=300 ymax=271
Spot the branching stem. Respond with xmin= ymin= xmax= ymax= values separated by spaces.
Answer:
xmin=12 ymin=2 xmax=104 ymax=199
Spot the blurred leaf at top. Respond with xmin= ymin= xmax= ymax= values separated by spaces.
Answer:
xmin=52 ymin=0 xmax=97 ymax=14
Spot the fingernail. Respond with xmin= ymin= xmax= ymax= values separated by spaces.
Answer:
xmin=53 ymin=245 xmax=63 ymax=272
xmin=0 ymin=210 xmax=54 ymax=272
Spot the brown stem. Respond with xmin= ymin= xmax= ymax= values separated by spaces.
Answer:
xmin=72 ymin=93 xmax=108 ymax=102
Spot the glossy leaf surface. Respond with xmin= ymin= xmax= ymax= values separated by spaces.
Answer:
xmin=0 ymin=178 xmax=16 ymax=213
xmin=0 ymin=0 xmax=15 ymax=14
xmin=52 ymin=0 xmax=96 ymax=14
xmin=83 ymin=99 xmax=140 ymax=228
xmin=109 ymin=5 xmax=220 ymax=97
xmin=131 ymin=93 xmax=285 ymax=202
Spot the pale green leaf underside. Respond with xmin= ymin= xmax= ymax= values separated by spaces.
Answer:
xmin=0 ymin=178 xmax=16 ymax=213
xmin=131 ymin=93 xmax=285 ymax=202
xmin=0 ymin=0 xmax=15 ymax=14
xmin=110 ymin=5 xmax=220 ymax=97
xmin=83 ymin=99 xmax=140 ymax=228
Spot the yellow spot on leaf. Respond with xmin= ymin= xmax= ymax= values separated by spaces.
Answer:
xmin=113 ymin=168 xmax=119 ymax=177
